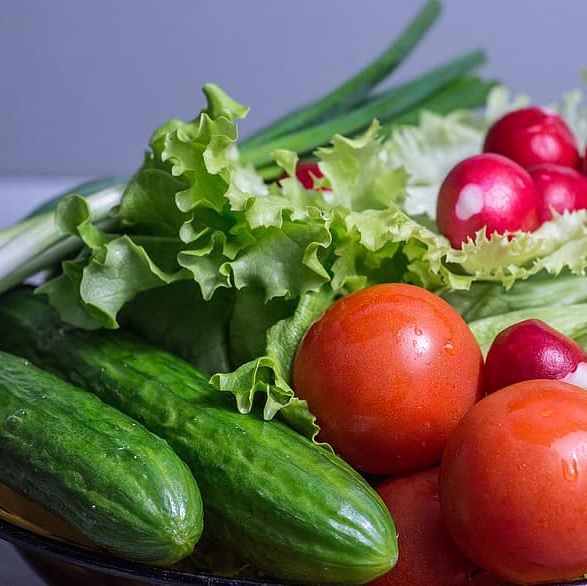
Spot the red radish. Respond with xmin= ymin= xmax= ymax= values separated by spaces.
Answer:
xmin=529 ymin=163 xmax=587 ymax=222
xmin=484 ymin=318 xmax=587 ymax=393
xmin=280 ymin=161 xmax=329 ymax=190
xmin=436 ymin=153 xmax=539 ymax=248
xmin=483 ymin=106 xmax=580 ymax=169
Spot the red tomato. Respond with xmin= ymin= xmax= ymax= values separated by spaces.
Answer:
xmin=468 ymin=572 xmax=513 ymax=585
xmin=439 ymin=379 xmax=587 ymax=584
xmin=292 ymin=283 xmax=484 ymax=475
xmin=368 ymin=467 xmax=477 ymax=586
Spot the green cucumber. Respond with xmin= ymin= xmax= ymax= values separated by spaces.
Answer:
xmin=0 ymin=287 xmax=397 ymax=584
xmin=0 ymin=348 xmax=202 ymax=566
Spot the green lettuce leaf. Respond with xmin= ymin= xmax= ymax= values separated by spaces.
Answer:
xmin=39 ymin=82 xmax=587 ymax=433
xmin=442 ymin=271 xmax=587 ymax=322
xmin=469 ymin=302 xmax=587 ymax=356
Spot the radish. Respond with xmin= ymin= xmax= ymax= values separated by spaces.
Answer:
xmin=529 ymin=163 xmax=587 ymax=222
xmin=280 ymin=161 xmax=329 ymax=190
xmin=436 ymin=153 xmax=539 ymax=248
xmin=484 ymin=318 xmax=587 ymax=393
xmin=483 ymin=106 xmax=580 ymax=169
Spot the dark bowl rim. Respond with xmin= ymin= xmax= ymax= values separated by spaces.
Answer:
xmin=2 ymin=515 xmax=587 ymax=586
xmin=0 ymin=516 xmax=287 ymax=586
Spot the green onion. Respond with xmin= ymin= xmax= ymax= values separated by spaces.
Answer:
xmin=379 ymin=75 xmax=497 ymax=137
xmin=239 ymin=49 xmax=487 ymax=170
xmin=241 ymin=0 xmax=442 ymax=148
xmin=0 ymin=186 xmax=123 ymax=294
xmin=253 ymin=76 xmax=496 ymax=180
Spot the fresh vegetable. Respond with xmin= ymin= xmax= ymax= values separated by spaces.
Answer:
xmin=0 ymin=286 xmax=398 ymax=584
xmin=279 ymin=161 xmax=328 ymax=190
xmin=482 ymin=105 xmax=581 ymax=169
xmin=484 ymin=318 xmax=587 ymax=392
xmin=441 ymin=272 xmax=587 ymax=323
xmin=292 ymin=283 xmax=484 ymax=475
xmin=435 ymin=153 xmax=539 ymax=248
xmin=0 ymin=0 xmax=495 ymax=297
xmin=368 ymin=467 xmax=477 ymax=586
xmin=0 ymin=87 xmax=586 ymax=438
xmin=241 ymin=0 xmax=443 ymax=149
xmin=6 ymin=2 xmax=587 ymax=583
xmin=0 ymin=2 xmax=500 ymax=434
xmin=469 ymin=572 xmax=512 ymax=585
xmin=0 ymin=349 xmax=203 ymax=566
xmin=239 ymin=49 xmax=488 ymax=172
xmin=528 ymin=162 xmax=587 ymax=222
xmin=439 ymin=379 xmax=587 ymax=584
xmin=467 ymin=302 xmax=587 ymax=356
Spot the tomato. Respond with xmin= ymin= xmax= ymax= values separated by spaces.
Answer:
xmin=439 ymin=379 xmax=587 ymax=584
xmin=368 ymin=467 xmax=477 ymax=586
xmin=468 ymin=572 xmax=513 ymax=585
xmin=292 ymin=283 xmax=484 ymax=475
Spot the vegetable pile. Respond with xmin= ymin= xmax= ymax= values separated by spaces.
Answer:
xmin=4 ymin=0 xmax=587 ymax=583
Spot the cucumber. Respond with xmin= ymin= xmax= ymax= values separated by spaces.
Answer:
xmin=0 ymin=287 xmax=397 ymax=584
xmin=0 ymin=348 xmax=203 ymax=566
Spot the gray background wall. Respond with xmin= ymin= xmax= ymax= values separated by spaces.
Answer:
xmin=1 ymin=0 xmax=586 ymax=178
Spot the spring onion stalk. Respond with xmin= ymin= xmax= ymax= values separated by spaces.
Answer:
xmin=252 ymin=76 xmax=496 ymax=180
xmin=0 ymin=218 xmax=118 ymax=293
xmin=0 ymin=186 xmax=123 ymax=294
xmin=0 ymin=215 xmax=47 ymax=247
xmin=379 ymin=75 xmax=496 ymax=137
xmin=239 ymin=49 xmax=486 ymax=169
xmin=241 ymin=0 xmax=442 ymax=148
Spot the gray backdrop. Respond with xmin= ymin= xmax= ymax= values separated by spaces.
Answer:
xmin=1 ymin=0 xmax=586 ymax=178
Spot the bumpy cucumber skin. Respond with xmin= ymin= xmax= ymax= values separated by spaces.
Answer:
xmin=0 ymin=349 xmax=203 ymax=566
xmin=0 ymin=287 xmax=397 ymax=584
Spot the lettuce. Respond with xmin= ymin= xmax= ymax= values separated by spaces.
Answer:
xmin=25 ymin=83 xmax=587 ymax=435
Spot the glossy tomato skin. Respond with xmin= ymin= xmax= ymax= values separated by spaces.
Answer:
xmin=483 ymin=106 xmax=580 ymax=169
xmin=368 ymin=467 xmax=477 ymax=586
xmin=439 ymin=379 xmax=587 ymax=584
xmin=292 ymin=283 xmax=484 ymax=475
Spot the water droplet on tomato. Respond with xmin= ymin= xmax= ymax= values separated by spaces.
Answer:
xmin=561 ymin=454 xmax=579 ymax=482
xmin=443 ymin=341 xmax=456 ymax=355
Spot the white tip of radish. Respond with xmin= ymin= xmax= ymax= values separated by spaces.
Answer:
xmin=455 ymin=183 xmax=484 ymax=220
xmin=562 ymin=361 xmax=587 ymax=390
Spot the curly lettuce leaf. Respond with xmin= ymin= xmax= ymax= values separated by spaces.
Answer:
xmin=211 ymin=288 xmax=335 ymax=438
xmin=39 ymin=82 xmax=587 ymax=432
